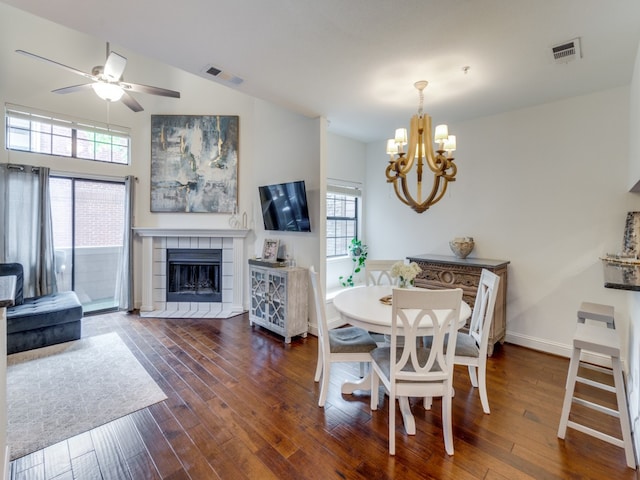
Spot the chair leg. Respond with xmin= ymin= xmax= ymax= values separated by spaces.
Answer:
xmin=612 ymin=357 xmax=636 ymax=469
xmin=389 ymin=394 xmax=396 ymax=455
xmin=370 ymin=370 xmax=379 ymax=410
xmin=442 ymin=389 xmax=454 ymax=455
xmin=318 ymin=359 xmax=331 ymax=407
xmin=423 ymin=397 xmax=432 ymax=410
xmin=558 ymin=347 xmax=581 ymax=438
xmin=477 ymin=363 xmax=490 ymax=414
xmin=314 ymin=343 xmax=322 ymax=382
xmin=468 ymin=364 xmax=479 ymax=388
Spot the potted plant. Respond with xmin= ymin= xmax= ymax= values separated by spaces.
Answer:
xmin=339 ymin=238 xmax=368 ymax=287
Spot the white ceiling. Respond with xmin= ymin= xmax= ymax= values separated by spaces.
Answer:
xmin=3 ymin=0 xmax=640 ymax=142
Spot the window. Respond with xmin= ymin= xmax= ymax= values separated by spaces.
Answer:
xmin=5 ymin=104 xmax=131 ymax=164
xmin=326 ymin=186 xmax=360 ymax=257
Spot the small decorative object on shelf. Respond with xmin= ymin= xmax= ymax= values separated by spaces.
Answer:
xmin=449 ymin=236 xmax=475 ymax=259
xmin=262 ymin=238 xmax=279 ymax=262
xmin=391 ymin=261 xmax=422 ymax=288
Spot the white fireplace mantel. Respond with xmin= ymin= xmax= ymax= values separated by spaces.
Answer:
xmin=134 ymin=228 xmax=250 ymax=238
xmin=133 ymin=228 xmax=251 ymax=318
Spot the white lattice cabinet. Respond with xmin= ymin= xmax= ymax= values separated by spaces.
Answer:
xmin=249 ymin=261 xmax=308 ymax=343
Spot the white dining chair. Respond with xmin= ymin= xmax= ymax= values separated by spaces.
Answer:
xmin=423 ymin=269 xmax=500 ymax=414
xmin=365 ymin=260 xmax=401 ymax=286
xmin=309 ymin=266 xmax=378 ymax=407
xmin=361 ymin=260 xmax=402 ymax=372
xmin=370 ymin=287 xmax=463 ymax=455
xmin=455 ymin=269 xmax=500 ymax=414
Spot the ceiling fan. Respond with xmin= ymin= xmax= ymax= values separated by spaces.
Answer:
xmin=15 ymin=43 xmax=180 ymax=112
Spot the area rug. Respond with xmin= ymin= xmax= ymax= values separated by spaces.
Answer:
xmin=7 ymin=332 xmax=167 ymax=460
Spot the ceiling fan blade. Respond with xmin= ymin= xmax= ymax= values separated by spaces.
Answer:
xmin=15 ymin=49 xmax=96 ymax=81
xmin=104 ymin=51 xmax=127 ymax=81
xmin=52 ymin=84 xmax=94 ymax=94
xmin=120 ymin=81 xmax=181 ymax=98
xmin=120 ymin=91 xmax=144 ymax=112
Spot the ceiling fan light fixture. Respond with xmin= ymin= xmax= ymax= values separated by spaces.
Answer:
xmin=92 ymin=82 xmax=124 ymax=102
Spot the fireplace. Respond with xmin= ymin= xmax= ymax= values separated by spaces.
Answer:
xmin=166 ymin=248 xmax=222 ymax=303
xmin=134 ymin=228 xmax=249 ymax=318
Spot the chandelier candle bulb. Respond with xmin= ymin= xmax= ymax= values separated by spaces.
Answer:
xmin=394 ymin=128 xmax=407 ymax=147
xmin=386 ymin=139 xmax=399 ymax=156
xmin=434 ymin=124 xmax=449 ymax=143
xmin=444 ymin=135 xmax=456 ymax=153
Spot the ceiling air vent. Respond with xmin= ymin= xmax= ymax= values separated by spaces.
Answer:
xmin=202 ymin=64 xmax=244 ymax=85
xmin=551 ymin=38 xmax=582 ymax=64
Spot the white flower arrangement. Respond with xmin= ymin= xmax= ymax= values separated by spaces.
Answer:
xmin=390 ymin=261 xmax=422 ymax=287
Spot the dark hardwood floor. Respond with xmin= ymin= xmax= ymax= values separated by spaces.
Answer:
xmin=9 ymin=311 xmax=640 ymax=479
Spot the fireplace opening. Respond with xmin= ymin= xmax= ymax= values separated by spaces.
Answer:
xmin=166 ymin=248 xmax=222 ymax=302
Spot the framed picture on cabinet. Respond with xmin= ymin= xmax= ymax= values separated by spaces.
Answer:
xmin=262 ymin=239 xmax=280 ymax=262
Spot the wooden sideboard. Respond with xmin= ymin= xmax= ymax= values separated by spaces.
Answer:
xmin=407 ymin=254 xmax=509 ymax=356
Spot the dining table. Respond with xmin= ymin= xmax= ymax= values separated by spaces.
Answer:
xmin=332 ymin=285 xmax=472 ymax=434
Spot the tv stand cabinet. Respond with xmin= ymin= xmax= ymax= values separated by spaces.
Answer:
xmin=249 ymin=260 xmax=308 ymax=343
xmin=407 ymin=254 xmax=509 ymax=356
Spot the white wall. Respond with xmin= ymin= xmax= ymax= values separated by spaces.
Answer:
xmin=626 ymin=41 xmax=640 ymax=458
xmin=325 ymin=132 xmax=367 ymax=293
xmin=0 ymin=3 xmax=322 ymax=311
xmin=365 ymin=87 xmax=638 ymax=359
xmin=249 ymin=98 xmax=321 ymax=274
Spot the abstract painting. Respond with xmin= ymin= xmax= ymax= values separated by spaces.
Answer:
xmin=150 ymin=115 xmax=239 ymax=213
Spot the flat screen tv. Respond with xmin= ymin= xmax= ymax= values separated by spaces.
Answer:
xmin=259 ymin=180 xmax=311 ymax=232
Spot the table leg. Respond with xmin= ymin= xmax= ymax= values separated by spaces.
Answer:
xmin=342 ymin=376 xmax=416 ymax=435
xmin=342 ymin=372 xmax=371 ymax=394
xmin=398 ymin=397 xmax=416 ymax=435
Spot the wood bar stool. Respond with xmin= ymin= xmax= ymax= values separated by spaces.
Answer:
xmin=557 ymin=322 xmax=636 ymax=469
xmin=577 ymin=301 xmax=615 ymax=329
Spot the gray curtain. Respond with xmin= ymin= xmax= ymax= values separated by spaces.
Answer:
xmin=0 ymin=164 xmax=57 ymax=297
xmin=116 ymin=175 xmax=135 ymax=311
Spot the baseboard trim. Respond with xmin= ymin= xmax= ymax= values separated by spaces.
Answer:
xmin=505 ymin=332 xmax=614 ymax=368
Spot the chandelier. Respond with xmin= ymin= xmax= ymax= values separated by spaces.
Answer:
xmin=385 ymin=80 xmax=457 ymax=213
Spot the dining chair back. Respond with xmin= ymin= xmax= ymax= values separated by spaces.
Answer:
xmin=423 ymin=269 xmax=500 ymax=413
xmin=455 ymin=268 xmax=500 ymax=414
xmin=370 ymin=287 xmax=463 ymax=455
xmin=365 ymin=260 xmax=400 ymax=286
xmin=364 ymin=260 xmax=402 ymax=350
xmin=309 ymin=266 xmax=377 ymax=407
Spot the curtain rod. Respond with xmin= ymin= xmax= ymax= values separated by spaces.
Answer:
xmin=6 ymin=163 xmax=40 ymax=173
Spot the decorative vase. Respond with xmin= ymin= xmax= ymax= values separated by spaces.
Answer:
xmin=449 ymin=237 xmax=475 ymax=259
xmin=398 ymin=278 xmax=414 ymax=288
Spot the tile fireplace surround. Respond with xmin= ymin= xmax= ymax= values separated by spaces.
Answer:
xmin=133 ymin=228 xmax=251 ymax=318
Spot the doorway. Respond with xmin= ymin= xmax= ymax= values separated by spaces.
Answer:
xmin=49 ymin=177 xmax=126 ymax=314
